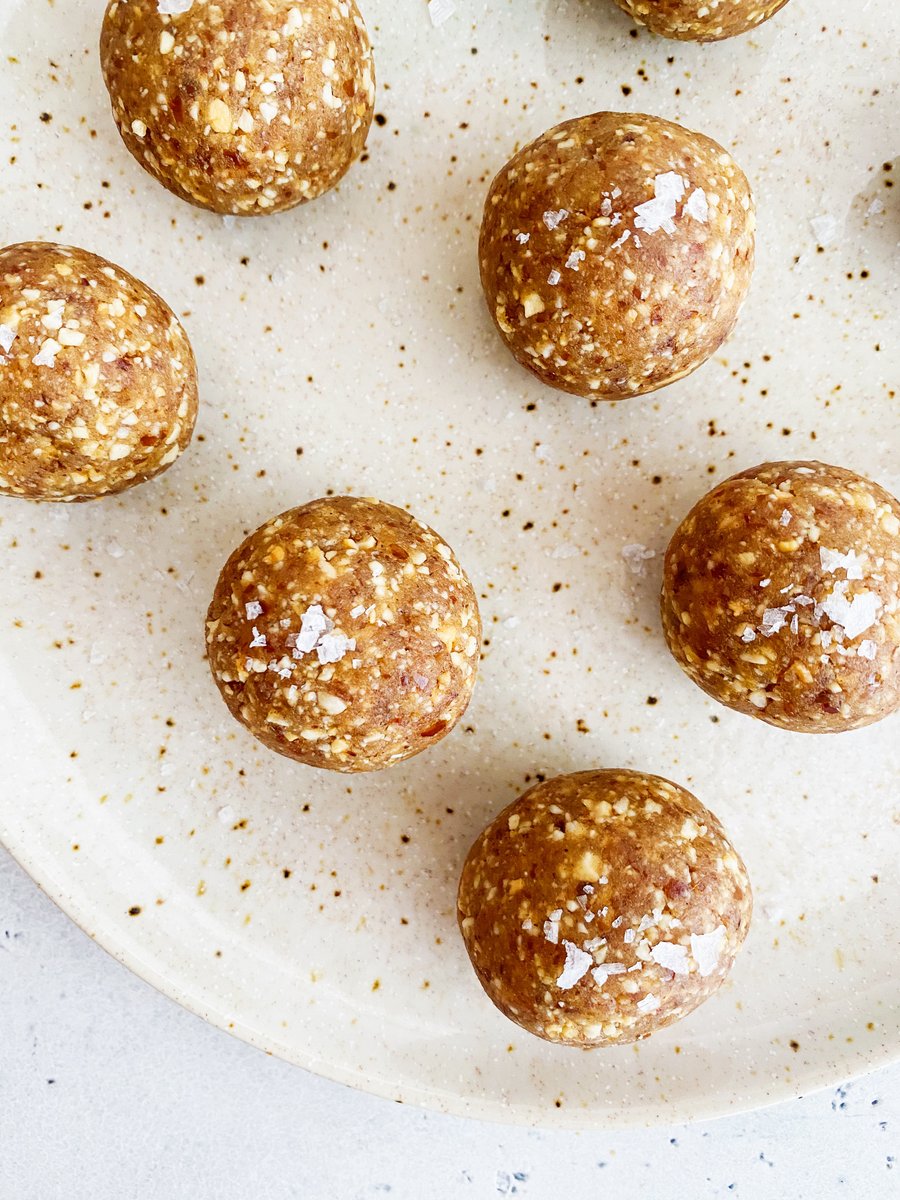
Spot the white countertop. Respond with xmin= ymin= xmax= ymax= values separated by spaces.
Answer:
xmin=1 ymin=850 xmax=896 ymax=1199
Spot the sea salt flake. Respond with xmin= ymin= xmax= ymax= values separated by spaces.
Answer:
xmin=543 ymin=920 xmax=559 ymax=944
xmin=583 ymin=937 xmax=606 ymax=952
xmin=780 ymin=509 xmax=792 ymax=526
xmin=740 ymin=628 xmax=756 ymax=643
xmin=0 ymin=325 xmax=15 ymax=354
xmin=634 ymin=172 xmax=686 ymax=235
xmin=866 ymin=198 xmax=885 ymax=217
xmin=543 ymin=209 xmax=569 ymax=230
xmin=547 ymin=269 xmax=561 ymax=285
xmin=621 ymin=543 xmax=655 ymax=575
xmin=650 ymin=941 xmax=689 ymax=975
xmin=245 ymin=600 xmax=263 ymax=620
xmin=819 ymin=581 xmax=881 ymax=640
xmin=690 ymin=924 xmax=726 ymax=977
xmin=809 ymin=213 xmax=838 ymax=246
xmin=350 ymin=605 xmax=365 ymax=618
xmin=611 ymin=228 xmax=631 ymax=250
xmin=428 ymin=0 xmax=456 ymax=27
xmin=316 ymin=633 xmax=356 ymax=664
xmin=761 ymin=606 xmax=793 ymax=636
xmin=515 ymin=232 xmax=530 ymax=244
xmin=637 ymin=993 xmax=660 ymax=1014
xmin=790 ymin=613 xmax=799 ymax=635
xmin=293 ymin=604 xmax=333 ymax=655
xmin=557 ymin=940 xmax=593 ymax=990
xmin=591 ymin=962 xmax=627 ymax=988
xmin=623 ymin=928 xmax=636 ymax=944
xmin=565 ymin=249 xmax=586 ymax=271
xmin=249 ymin=626 xmax=267 ymax=649
xmin=683 ymin=187 xmax=709 ymax=222
xmin=158 ymin=0 xmax=193 ymax=12
xmin=857 ymin=639 xmax=877 ymax=660
xmin=820 ymin=546 xmax=864 ymax=580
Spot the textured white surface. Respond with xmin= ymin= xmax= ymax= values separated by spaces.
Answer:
xmin=1 ymin=850 xmax=898 ymax=1199
xmin=1 ymin=0 xmax=899 ymax=1127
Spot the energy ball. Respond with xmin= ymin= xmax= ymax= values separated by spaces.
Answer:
xmin=611 ymin=0 xmax=791 ymax=42
xmin=0 ymin=242 xmax=198 ymax=502
xmin=206 ymin=496 xmax=481 ymax=771
xmin=661 ymin=461 xmax=900 ymax=732
xmin=100 ymin=0 xmax=375 ymax=216
xmin=479 ymin=111 xmax=755 ymax=400
xmin=458 ymin=770 xmax=751 ymax=1047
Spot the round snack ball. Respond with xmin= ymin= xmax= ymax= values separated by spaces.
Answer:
xmin=0 ymin=242 xmax=198 ymax=502
xmin=206 ymin=497 xmax=481 ymax=771
xmin=479 ymin=111 xmax=755 ymax=400
xmin=100 ymin=0 xmax=375 ymax=216
xmin=661 ymin=461 xmax=900 ymax=732
xmin=611 ymin=0 xmax=791 ymax=42
xmin=458 ymin=770 xmax=751 ymax=1047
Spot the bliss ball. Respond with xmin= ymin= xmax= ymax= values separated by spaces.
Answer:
xmin=0 ymin=242 xmax=198 ymax=502
xmin=612 ymin=0 xmax=792 ymax=42
xmin=458 ymin=770 xmax=752 ymax=1047
xmin=661 ymin=461 xmax=900 ymax=732
xmin=206 ymin=496 xmax=482 ymax=771
xmin=479 ymin=111 xmax=755 ymax=400
xmin=100 ymin=0 xmax=375 ymax=216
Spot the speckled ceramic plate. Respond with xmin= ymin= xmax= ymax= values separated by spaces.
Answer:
xmin=1 ymin=0 xmax=898 ymax=1129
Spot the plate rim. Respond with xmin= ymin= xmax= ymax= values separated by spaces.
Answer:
xmin=3 ymin=815 xmax=896 ymax=1130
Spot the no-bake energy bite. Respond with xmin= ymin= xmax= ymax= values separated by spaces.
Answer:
xmin=0 ymin=242 xmax=198 ymax=502
xmin=206 ymin=497 xmax=481 ymax=771
xmin=612 ymin=0 xmax=791 ymax=42
xmin=479 ymin=112 xmax=755 ymax=400
xmin=661 ymin=461 xmax=900 ymax=732
xmin=458 ymin=770 xmax=751 ymax=1047
xmin=100 ymin=0 xmax=375 ymax=216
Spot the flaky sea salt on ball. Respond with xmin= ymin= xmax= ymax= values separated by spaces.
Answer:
xmin=101 ymin=0 xmax=375 ymax=215
xmin=611 ymin=0 xmax=792 ymax=42
xmin=0 ymin=242 xmax=197 ymax=501
xmin=479 ymin=112 xmax=755 ymax=401
xmin=458 ymin=770 xmax=752 ymax=1047
xmin=661 ymin=461 xmax=900 ymax=732
xmin=206 ymin=497 xmax=482 ymax=771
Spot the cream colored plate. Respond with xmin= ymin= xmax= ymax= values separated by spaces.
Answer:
xmin=1 ymin=0 xmax=898 ymax=1128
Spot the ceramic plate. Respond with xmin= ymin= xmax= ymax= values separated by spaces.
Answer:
xmin=1 ymin=0 xmax=898 ymax=1128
